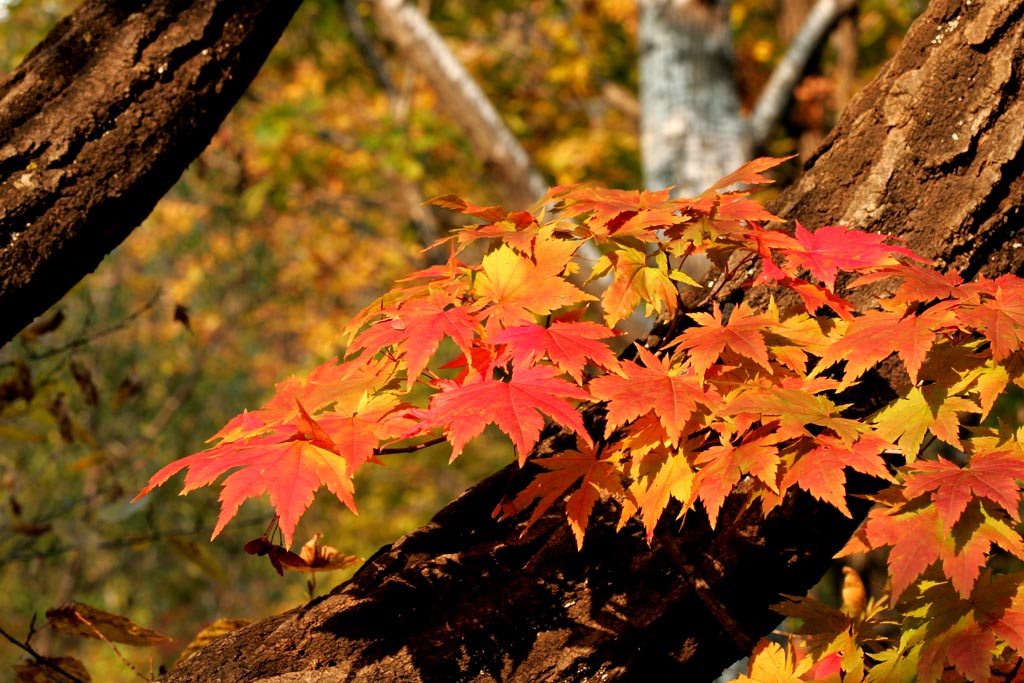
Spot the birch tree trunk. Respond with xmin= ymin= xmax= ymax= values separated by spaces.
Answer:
xmin=639 ymin=0 xmax=750 ymax=196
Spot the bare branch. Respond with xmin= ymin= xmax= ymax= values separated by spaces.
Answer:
xmin=747 ymin=0 xmax=859 ymax=149
xmin=370 ymin=0 xmax=547 ymax=209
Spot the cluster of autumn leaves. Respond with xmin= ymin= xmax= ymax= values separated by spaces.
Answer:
xmin=137 ymin=158 xmax=1024 ymax=681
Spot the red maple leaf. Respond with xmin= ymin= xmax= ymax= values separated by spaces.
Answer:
xmin=777 ymin=223 xmax=924 ymax=291
xmin=589 ymin=345 xmax=719 ymax=443
xmin=348 ymin=290 xmax=481 ymax=383
xmin=490 ymin=320 xmax=620 ymax=382
xmin=420 ymin=364 xmax=592 ymax=463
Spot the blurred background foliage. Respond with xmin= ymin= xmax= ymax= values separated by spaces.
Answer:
xmin=0 ymin=0 xmax=926 ymax=678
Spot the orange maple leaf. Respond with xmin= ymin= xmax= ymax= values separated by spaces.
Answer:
xmin=815 ymin=303 xmax=958 ymax=387
xmin=902 ymin=450 xmax=1024 ymax=528
xmin=348 ymin=289 xmax=481 ymax=383
xmin=506 ymin=445 xmax=625 ymax=548
xmin=675 ymin=301 xmax=773 ymax=378
xmin=135 ymin=401 xmax=391 ymax=546
xmin=780 ymin=433 xmax=895 ymax=517
xmin=473 ymin=242 xmax=593 ymax=330
xmin=589 ymin=345 xmax=719 ymax=443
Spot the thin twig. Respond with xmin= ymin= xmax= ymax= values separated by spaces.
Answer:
xmin=0 ymin=623 xmax=88 ymax=683
xmin=72 ymin=609 xmax=151 ymax=682
xmin=376 ymin=435 xmax=448 ymax=455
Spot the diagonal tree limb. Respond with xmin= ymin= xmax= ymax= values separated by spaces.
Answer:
xmin=162 ymin=1 xmax=1024 ymax=681
xmin=0 ymin=0 xmax=303 ymax=348
xmin=370 ymin=0 xmax=547 ymax=211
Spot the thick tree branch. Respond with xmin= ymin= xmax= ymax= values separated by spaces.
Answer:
xmin=0 ymin=0 xmax=302 ymax=348
xmin=162 ymin=2 xmax=1024 ymax=682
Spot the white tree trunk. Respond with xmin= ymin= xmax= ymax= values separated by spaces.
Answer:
xmin=639 ymin=0 xmax=751 ymax=196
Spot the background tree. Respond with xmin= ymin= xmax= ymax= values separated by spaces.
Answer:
xmin=0 ymin=0 xmax=943 ymax=680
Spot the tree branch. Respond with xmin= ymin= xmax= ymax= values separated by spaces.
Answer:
xmin=0 ymin=0 xmax=302 ymax=348
xmin=747 ymin=0 xmax=859 ymax=150
xmin=370 ymin=0 xmax=547 ymax=210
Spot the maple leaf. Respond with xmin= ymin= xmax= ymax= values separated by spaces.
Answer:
xmin=781 ymin=433 xmax=895 ymax=517
xmin=957 ymin=275 xmax=1024 ymax=361
xmin=252 ymin=356 xmax=398 ymax=431
xmin=782 ymin=278 xmax=856 ymax=320
xmin=864 ymin=504 xmax=942 ymax=601
xmin=444 ymin=210 xmax=543 ymax=255
xmin=427 ymin=194 xmax=508 ymax=223
xmin=902 ymin=450 xmax=1024 ymax=528
xmin=421 ymin=364 xmax=592 ymax=463
xmin=972 ymin=361 xmax=1010 ymax=419
xmin=694 ymin=426 xmax=783 ymax=528
xmin=733 ymin=639 xmax=803 ymax=683
xmin=872 ymin=384 xmax=981 ymax=456
xmin=473 ymin=242 xmax=593 ymax=330
xmin=506 ymin=445 xmax=625 ymax=549
xmin=675 ymin=301 xmax=773 ymax=378
xmin=627 ymin=445 xmax=696 ymax=540
xmin=725 ymin=387 xmax=863 ymax=444
xmin=917 ymin=612 xmax=995 ymax=683
xmin=136 ymin=396 xmax=407 ymax=546
xmin=815 ymin=303 xmax=958 ymax=387
xmin=865 ymin=499 xmax=1024 ymax=601
xmin=986 ymin=576 xmax=1024 ymax=654
xmin=490 ymin=320 xmax=621 ymax=383
xmin=777 ymin=223 xmax=925 ymax=291
xmin=851 ymin=263 xmax=964 ymax=303
xmin=589 ymin=345 xmax=719 ymax=443
xmin=550 ymin=185 xmax=687 ymax=240
xmin=944 ymin=503 xmax=1024 ymax=599
xmin=701 ymin=156 xmax=793 ymax=195
xmin=591 ymin=246 xmax=683 ymax=327
xmin=347 ymin=290 xmax=481 ymax=383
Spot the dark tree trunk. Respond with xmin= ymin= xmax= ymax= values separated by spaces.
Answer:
xmin=0 ymin=0 xmax=302 ymax=348
xmin=161 ymin=1 xmax=1024 ymax=681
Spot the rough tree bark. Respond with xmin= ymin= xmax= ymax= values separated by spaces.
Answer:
xmin=0 ymin=0 xmax=302 ymax=348
xmin=159 ymin=1 xmax=1024 ymax=681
